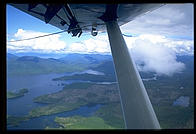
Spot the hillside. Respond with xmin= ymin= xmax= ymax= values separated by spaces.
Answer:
xmin=51 ymin=55 xmax=194 ymax=129
xmin=7 ymin=56 xmax=85 ymax=76
xmin=6 ymin=53 xmax=112 ymax=76
xmin=7 ymin=53 xmax=194 ymax=129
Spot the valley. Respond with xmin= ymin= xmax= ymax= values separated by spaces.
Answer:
xmin=6 ymin=53 xmax=194 ymax=129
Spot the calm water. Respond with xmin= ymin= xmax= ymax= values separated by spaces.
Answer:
xmin=7 ymin=73 xmax=65 ymax=116
xmin=8 ymin=104 xmax=102 ymax=130
xmin=7 ymin=71 xmax=103 ymax=130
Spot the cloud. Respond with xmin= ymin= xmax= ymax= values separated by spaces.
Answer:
xmin=66 ymin=35 xmax=111 ymax=54
xmin=7 ymin=29 xmax=189 ymax=76
xmin=125 ymin=34 xmax=194 ymax=55
xmin=8 ymin=29 xmax=67 ymax=53
xmin=7 ymin=4 xmax=193 ymax=76
xmin=121 ymin=4 xmax=194 ymax=39
xmin=124 ymin=34 xmax=186 ymax=76
xmin=118 ymin=3 xmax=193 ymax=76
xmin=66 ymin=33 xmax=188 ymax=76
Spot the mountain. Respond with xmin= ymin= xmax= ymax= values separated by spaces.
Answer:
xmin=10 ymin=52 xmax=66 ymax=59
xmin=7 ymin=55 xmax=85 ymax=76
xmin=53 ymin=60 xmax=118 ymax=82
xmin=7 ymin=53 xmax=18 ymax=61
xmin=59 ymin=53 xmax=112 ymax=65
xmin=91 ymin=60 xmax=116 ymax=76
xmin=11 ymin=52 xmax=113 ymax=60
xmin=6 ymin=53 xmax=112 ymax=76
xmin=7 ymin=52 xmax=193 ymax=78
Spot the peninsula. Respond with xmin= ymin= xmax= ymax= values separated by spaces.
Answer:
xmin=7 ymin=88 xmax=28 ymax=99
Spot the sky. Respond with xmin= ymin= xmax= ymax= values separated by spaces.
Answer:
xmin=6 ymin=3 xmax=194 ymax=76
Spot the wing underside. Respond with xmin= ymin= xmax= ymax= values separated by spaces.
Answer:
xmin=10 ymin=4 xmax=163 ymax=37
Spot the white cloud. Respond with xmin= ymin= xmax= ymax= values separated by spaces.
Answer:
xmin=66 ymin=35 xmax=111 ymax=54
xmin=124 ymin=34 xmax=186 ymax=76
xmin=8 ymin=29 xmax=67 ymax=53
xmin=125 ymin=34 xmax=194 ymax=55
xmin=121 ymin=4 xmax=194 ymax=39
xmin=67 ymin=42 xmax=87 ymax=52
xmin=66 ymin=33 xmax=189 ymax=76
xmin=7 ymin=29 xmax=190 ymax=76
xmin=7 ymin=4 xmax=193 ymax=76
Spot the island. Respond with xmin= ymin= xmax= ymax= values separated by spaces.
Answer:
xmin=7 ymin=88 xmax=28 ymax=99
xmin=53 ymin=116 xmax=114 ymax=129
xmin=7 ymin=55 xmax=194 ymax=129
xmin=7 ymin=115 xmax=29 ymax=127
xmin=29 ymin=83 xmax=120 ymax=118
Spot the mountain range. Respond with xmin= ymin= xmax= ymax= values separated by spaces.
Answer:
xmin=7 ymin=53 xmax=112 ymax=76
xmin=7 ymin=52 xmax=193 ymax=77
xmin=6 ymin=52 xmax=194 ymax=128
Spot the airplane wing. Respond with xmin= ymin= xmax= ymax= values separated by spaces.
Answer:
xmin=9 ymin=4 xmax=163 ymax=37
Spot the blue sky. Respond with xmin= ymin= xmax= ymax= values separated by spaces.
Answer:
xmin=6 ymin=4 xmax=92 ymax=45
xmin=7 ymin=4 xmax=193 ymax=52
xmin=7 ymin=5 xmax=60 ymax=34
xmin=6 ymin=4 xmax=194 ymax=75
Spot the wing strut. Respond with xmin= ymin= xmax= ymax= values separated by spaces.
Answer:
xmin=100 ymin=4 xmax=161 ymax=129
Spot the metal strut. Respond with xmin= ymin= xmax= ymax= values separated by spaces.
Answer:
xmin=100 ymin=4 xmax=161 ymax=129
xmin=64 ymin=4 xmax=82 ymax=37
xmin=28 ymin=4 xmax=82 ymax=37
